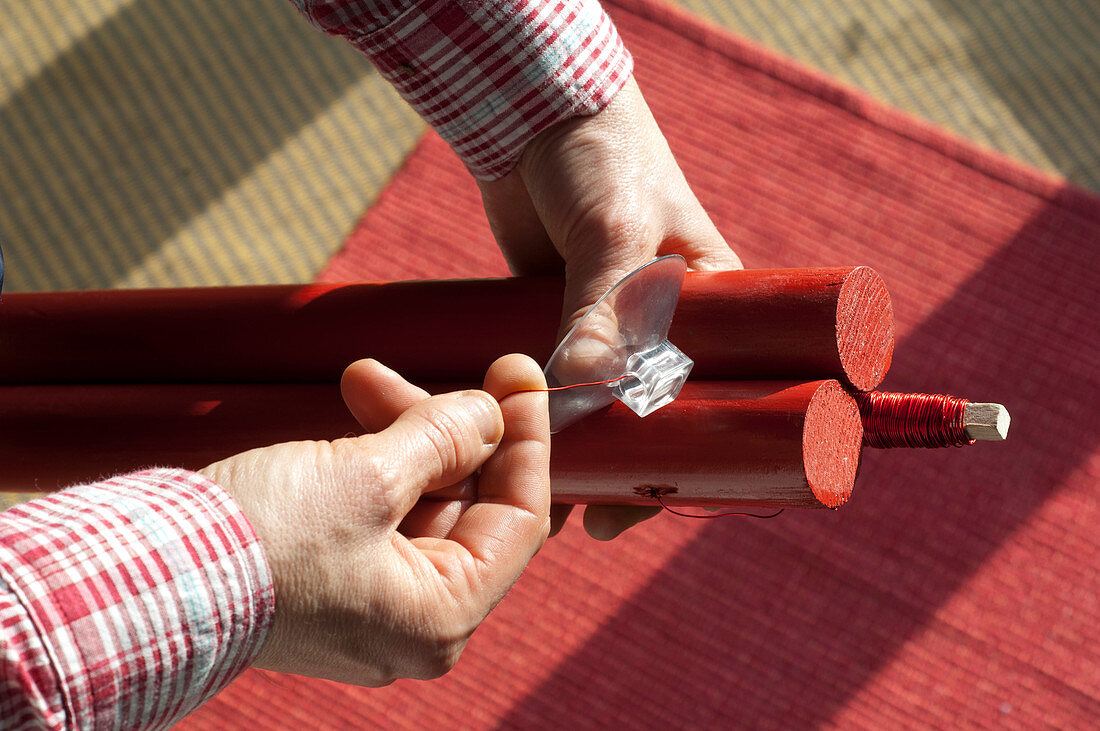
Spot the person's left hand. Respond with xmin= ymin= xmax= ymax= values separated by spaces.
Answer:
xmin=477 ymin=76 xmax=741 ymax=540
xmin=200 ymin=355 xmax=550 ymax=685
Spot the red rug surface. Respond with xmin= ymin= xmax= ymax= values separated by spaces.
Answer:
xmin=181 ymin=0 xmax=1099 ymax=727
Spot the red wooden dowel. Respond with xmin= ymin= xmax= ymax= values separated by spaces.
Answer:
xmin=548 ymin=380 xmax=862 ymax=508
xmin=0 ymin=268 xmax=893 ymax=390
xmin=0 ymin=381 xmax=862 ymax=509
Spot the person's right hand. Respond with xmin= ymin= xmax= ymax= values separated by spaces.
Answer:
xmin=478 ymin=76 xmax=741 ymax=540
xmin=199 ymin=355 xmax=550 ymax=686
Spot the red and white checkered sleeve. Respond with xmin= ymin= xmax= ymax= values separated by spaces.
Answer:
xmin=0 ymin=469 xmax=275 ymax=730
xmin=291 ymin=0 xmax=633 ymax=179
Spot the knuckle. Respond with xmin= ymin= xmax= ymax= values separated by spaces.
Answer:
xmin=410 ymin=634 xmax=468 ymax=680
xmin=410 ymin=401 xmax=479 ymax=476
xmin=415 ymin=413 xmax=461 ymax=477
xmin=403 ymin=590 xmax=477 ymax=680
xmin=333 ymin=439 xmax=404 ymax=522
xmin=568 ymin=202 xmax=659 ymax=268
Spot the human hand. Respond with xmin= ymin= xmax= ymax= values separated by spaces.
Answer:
xmin=477 ymin=75 xmax=741 ymax=540
xmin=199 ymin=356 xmax=550 ymax=685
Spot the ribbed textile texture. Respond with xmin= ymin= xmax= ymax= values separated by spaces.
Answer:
xmin=180 ymin=0 xmax=1100 ymax=727
xmin=0 ymin=0 xmax=423 ymax=293
xmin=2 ymin=0 xmax=1097 ymax=296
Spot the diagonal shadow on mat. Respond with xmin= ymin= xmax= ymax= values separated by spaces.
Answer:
xmin=500 ymin=197 xmax=1100 ymax=727
xmin=0 ymin=0 xmax=379 ymax=289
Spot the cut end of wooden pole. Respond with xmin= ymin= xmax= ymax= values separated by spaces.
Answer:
xmin=964 ymin=402 xmax=1010 ymax=441
xmin=802 ymin=380 xmax=864 ymax=508
xmin=836 ymin=266 xmax=895 ymax=392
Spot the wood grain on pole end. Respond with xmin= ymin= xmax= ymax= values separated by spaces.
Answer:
xmin=836 ymin=266 xmax=895 ymax=392
xmin=802 ymin=380 xmax=863 ymax=509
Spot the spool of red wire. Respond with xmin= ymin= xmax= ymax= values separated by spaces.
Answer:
xmin=856 ymin=392 xmax=975 ymax=449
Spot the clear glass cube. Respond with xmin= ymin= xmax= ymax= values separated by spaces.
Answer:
xmin=614 ymin=340 xmax=694 ymax=418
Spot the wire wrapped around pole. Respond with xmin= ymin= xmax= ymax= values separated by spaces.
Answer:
xmin=856 ymin=392 xmax=974 ymax=448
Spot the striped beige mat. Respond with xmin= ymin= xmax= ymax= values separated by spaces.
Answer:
xmin=1 ymin=0 xmax=1097 ymax=295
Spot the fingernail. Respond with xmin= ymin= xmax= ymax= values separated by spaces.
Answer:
xmin=459 ymin=392 xmax=500 ymax=444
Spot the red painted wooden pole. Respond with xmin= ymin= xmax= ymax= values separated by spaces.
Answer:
xmin=0 ymin=268 xmax=893 ymax=390
xmin=0 ymin=381 xmax=862 ymax=509
xmin=549 ymin=380 xmax=862 ymax=509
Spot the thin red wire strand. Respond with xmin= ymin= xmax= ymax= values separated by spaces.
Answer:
xmin=505 ymin=375 xmax=630 ymax=397
xmin=656 ymin=493 xmax=784 ymax=519
xmin=856 ymin=391 xmax=974 ymax=448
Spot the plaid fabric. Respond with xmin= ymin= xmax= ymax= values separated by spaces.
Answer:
xmin=0 ymin=3 xmax=628 ymax=724
xmin=293 ymin=0 xmax=632 ymax=178
xmin=0 ymin=470 xmax=274 ymax=730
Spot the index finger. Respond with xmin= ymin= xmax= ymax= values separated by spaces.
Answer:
xmin=417 ymin=354 xmax=551 ymax=600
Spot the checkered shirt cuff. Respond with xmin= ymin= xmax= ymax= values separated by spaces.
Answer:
xmin=0 ymin=469 xmax=274 ymax=729
xmin=294 ymin=0 xmax=633 ymax=179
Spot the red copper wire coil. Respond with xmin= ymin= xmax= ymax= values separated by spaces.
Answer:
xmin=856 ymin=392 xmax=974 ymax=449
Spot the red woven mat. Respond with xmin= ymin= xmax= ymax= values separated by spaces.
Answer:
xmin=182 ymin=0 xmax=1100 ymax=727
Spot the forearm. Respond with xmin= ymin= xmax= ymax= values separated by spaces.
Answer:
xmin=290 ymin=0 xmax=632 ymax=178
xmin=0 ymin=469 xmax=273 ymax=729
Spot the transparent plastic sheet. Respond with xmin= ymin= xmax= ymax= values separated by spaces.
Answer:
xmin=544 ymin=255 xmax=693 ymax=433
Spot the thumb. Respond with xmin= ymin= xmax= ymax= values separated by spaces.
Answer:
xmin=558 ymin=240 xmax=651 ymax=340
xmin=357 ymin=390 xmax=504 ymax=522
